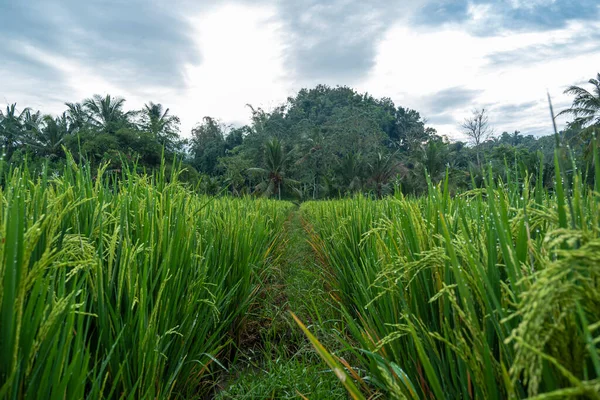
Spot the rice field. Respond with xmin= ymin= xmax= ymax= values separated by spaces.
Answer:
xmin=2 ymin=146 xmax=600 ymax=399
xmin=299 ymin=147 xmax=600 ymax=398
xmin=0 ymin=156 xmax=292 ymax=399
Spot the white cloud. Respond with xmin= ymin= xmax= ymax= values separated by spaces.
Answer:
xmin=2 ymin=41 xmax=154 ymax=115
xmin=2 ymin=1 xmax=599 ymax=141
xmin=1 ymin=3 xmax=291 ymax=137
xmin=176 ymin=3 xmax=290 ymax=134
xmin=358 ymin=20 xmax=600 ymax=138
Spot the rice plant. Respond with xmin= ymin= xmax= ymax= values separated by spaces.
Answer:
xmin=300 ymin=144 xmax=600 ymax=399
xmin=0 ymin=155 xmax=292 ymax=399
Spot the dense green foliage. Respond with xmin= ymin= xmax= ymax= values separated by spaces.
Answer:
xmin=299 ymin=141 xmax=600 ymax=398
xmin=3 ymin=75 xmax=598 ymax=198
xmin=0 ymin=157 xmax=292 ymax=399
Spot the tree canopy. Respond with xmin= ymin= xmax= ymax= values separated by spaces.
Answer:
xmin=1 ymin=78 xmax=597 ymax=199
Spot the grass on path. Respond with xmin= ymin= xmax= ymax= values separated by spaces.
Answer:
xmin=215 ymin=210 xmax=347 ymax=399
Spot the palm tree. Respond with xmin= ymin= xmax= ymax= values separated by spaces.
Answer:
xmin=0 ymin=103 xmax=29 ymax=160
xmin=368 ymin=152 xmax=399 ymax=199
xmin=248 ymin=138 xmax=297 ymax=200
xmin=23 ymin=109 xmax=44 ymax=137
xmin=558 ymin=73 xmax=600 ymax=159
xmin=336 ymin=152 xmax=363 ymax=195
xmin=419 ymin=138 xmax=448 ymax=180
xmin=28 ymin=113 xmax=71 ymax=159
xmin=65 ymin=102 xmax=89 ymax=133
xmin=140 ymin=102 xmax=180 ymax=151
xmin=558 ymin=73 xmax=600 ymax=127
xmin=83 ymin=94 xmax=130 ymax=134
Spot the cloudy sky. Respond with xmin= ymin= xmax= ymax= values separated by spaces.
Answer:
xmin=1 ymin=0 xmax=599 ymax=140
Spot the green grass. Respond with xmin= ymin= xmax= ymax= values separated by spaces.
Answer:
xmin=215 ymin=211 xmax=348 ymax=399
xmin=299 ymin=152 xmax=600 ymax=399
xmin=0 ymin=156 xmax=293 ymax=399
xmin=216 ymin=356 xmax=346 ymax=399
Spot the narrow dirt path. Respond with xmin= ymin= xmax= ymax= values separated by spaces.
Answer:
xmin=215 ymin=209 xmax=346 ymax=399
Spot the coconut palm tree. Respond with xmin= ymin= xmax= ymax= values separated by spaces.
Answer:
xmin=336 ymin=152 xmax=364 ymax=195
xmin=28 ymin=113 xmax=71 ymax=159
xmin=23 ymin=110 xmax=44 ymax=137
xmin=140 ymin=102 xmax=180 ymax=151
xmin=83 ymin=94 xmax=131 ymax=134
xmin=558 ymin=73 xmax=600 ymax=127
xmin=368 ymin=152 xmax=399 ymax=199
xmin=0 ymin=103 xmax=29 ymax=160
xmin=558 ymin=73 xmax=600 ymax=159
xmin=65 ymin=102 xmax=89 ymax=132
xmin=248 ymin=138 xmax=297 ymax=200
xmin=419 ymin=137 xmax=448 ymax=180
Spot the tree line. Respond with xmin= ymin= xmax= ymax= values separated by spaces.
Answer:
xmin=1 ymin=74 xmax=599 ymax=199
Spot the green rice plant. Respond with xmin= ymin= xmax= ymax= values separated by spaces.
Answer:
xmin=0 ymin=155 xmax=293 ymax=399
xmin=300 ymin=153 xmax=600 ymax=398
xmin=0 ymin=166 xmax=93 ymax=400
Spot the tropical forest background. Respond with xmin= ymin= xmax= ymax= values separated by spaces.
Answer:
xmin=2 ymin=74 xmax=599 ymax=199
